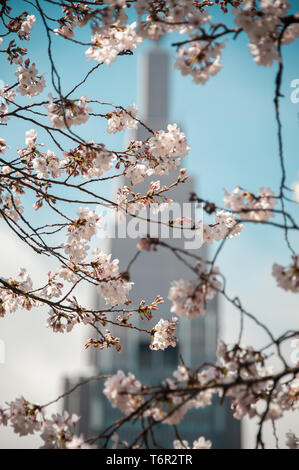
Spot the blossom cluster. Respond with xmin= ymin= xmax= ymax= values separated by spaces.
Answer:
xmin=15 ymin=60 xmax=46 ymax=98
xmin=0 ymin=138 xmax=7 ymax=154
xmin=15 ymin=129 xmax=61 ymax=181
xmin=173 ymin=436 xmax=212 ymax=449
xmin=201 ymin=341 xmax=299 ymax=422
xmin=0 ymin=268 xmax=34 ymax=317
xmin=147 ymin=365 xmax=214 ymax=425
xmin=106 ymin=105 xmax=138 ymax=134
xmin=223 ymin=186 xmax=277 ymax=222
xmin=53 ymin=3 xmax=95 ymax=38
xmin=41 ymin=412 xmax=93 ymax=449
xmin=84 ymin=330 xmax=122 ymax=353
xmin=7 ymin=13 xmax=36 ymax=41
xmin=135 ymin=0 xmax=210 ymax=41
xmin=64 ymin=207 xmax=103 ymax=263
xmin=293 ymin=178 xmax=299 ymax=204
xmin=104 ymin=364 xmax=214 ymax=426
xmin=115 ymin=124 xmax=189 ymax=198
xmin=0 ymin=83 xmax=15 ymax=124
xmin=18 ymin=130 xmax=116 ymax=182
xmin=92 ymin=249 xmax=133 ymax=306
xmin=0 ymin=398 xmax=92 ymax=449
xmin=88 ymin=122 xmax=188 ymax=190
xmin=203 ymin=210 xmax=244 ymax=243
xmin=99 ymin=273 xmax=133 ymax=306
xmin=103 ymin=370 xmax=143 ymax=415
xmin=46 ymin=95 xmax=90 ymax=128
xmin=0 ymin=192 xmax=24 ymax=223
xmin=115 ymin=181 xmax=173 ymax=216
xmin=32 ymin=150 xmax=62 ymax=179
xmin=150 ymin=316 xmax=178 ymax=351
xmin=138 ymin=294 xmax=164 ymax=321
xmin=175 ymin=41 xmax=224 ymax=85
xmin=125 ymin=163 xmax=147 ymax=186
xmin=86 ymin=23 xmax=142 ymax=66
xmin=53 ymin=0 xmax=130 ymax=41
xmin=168 ymin=265 xmax=222 ymax=318
xmin=286 ymin=431 xmax=299 ymax=449
xmin=272 ymin=255 xmax=299 ymax=293
xmin=0 ymin=84 xmax=16 ymax=107
xmin=0 ymin=396 xmax=41 ymax=436
xmin=104 ymin=341 xmax=298 ymax=428
xmin=233 ymin=1 xmax=299 ymax=66
xmin=61 ymin=142 xmax=116 ymax=179
xmin=46 ymin=297 xmax=96 ymax=334
xmin=148 ymin=124 xmax=189 ymax=172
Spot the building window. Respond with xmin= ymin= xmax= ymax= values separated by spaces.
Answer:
xmin=138 ymin=340 xmax=152 ymax=368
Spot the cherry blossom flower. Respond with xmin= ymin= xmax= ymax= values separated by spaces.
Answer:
xmin=148 ymin=124 xmax=189 ymax=161
xmin=203 ymin=210 xmax=244 ymax=244
xmin=0 ymin=102 xmax=9 ymax=124
xmin=64 ymin=207 xmax=102 ymax=264
xmin=286 ymin=431 xmax=299 ymax=449
xmin=60 ymin=142 xmax=116 ymax=178
xmin=292 ymin=178 xmax=299 ymax=204
xmin=173 ymin=365 xmax=189 ymax=382
xmin=223 ymin=186 xmax=278 ymax=222
xmin=124 ymin=163 xmax=147 ymax=185
xmin=54 ymin=22 xmax=76 ymax=39
xmin=192 ymin=436 xmax=212 ymax=449
xmin=0 ymin=138 xmax=7 ymax=154
xmin=84 ymin=331 xmax=122 ymax=353
xmin=46 ymin=94 xmax=90 ymax=128
xmin=161 ymin=371 xmax=213 ymax=425
xmin=175 ymin=41 xmax=224 ymax=85
xmin=32 ymin=150 xmax=62 ymax=179
xmin=0 ymin=268 xmax=36 ymax=316
xmin=0 ymin=193 xmax=24 ymax=223
xmin=15 ymin=61 xmax=46 ymax=98
xmin=0 ymin=84 xmax=16 ymax=105
xmin=6 ymin=397 xmax=42 ymax=436
xmin=103 ymin=370 xmax=143 ymax=415
xmin=18 ymin=14 xmax=36 ymax=40
xmin=272 ymin=255 xmax=299 ymax=293
xmin=47 ymin=308 xmax=95 ymax=334
xmin=137 ymin=237 xmax=154 ymax=252
xmin=106 ymin=105 xmax=138 ymax=133
xmin=99 ymin=275 xmax=133 ymax=306
xmin=90 ymin=249 xmax=133 ymax=306
xmin=7 ymin=13 xmax=36 ymax=41
xmin=173 ymin=439 xmax=190 ymax=449
xmin=86 ymin=23 xmax=142 ymax=66
xmin=168 ymin=266 xmax=221 ymax=318
xmin=40 ymin=412 xmax=81 ymax=449
xmin=66 ymin=435 xmax=96 ymax=449
xmin=25 ymin=129 xmax=37 ymax=147
xmin=150 ymin=317 xmax=178 ymax=351
xmin=233 ymin=1 xmax=295 ymax=66
xmin=136 ymin=0 xmax=210 ymax=40
xmin=173 ymin=436 xmax=212 ymax=449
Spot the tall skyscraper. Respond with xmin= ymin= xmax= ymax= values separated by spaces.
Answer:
xmin=64 ymin=46 xmax=241 ymax=449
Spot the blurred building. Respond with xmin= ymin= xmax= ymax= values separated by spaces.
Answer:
xmin=63 ymin=46 xmax=241 ymax=449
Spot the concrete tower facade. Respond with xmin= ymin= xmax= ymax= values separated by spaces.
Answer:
xmin=64 ymin=46 xmax=241 ymax=449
